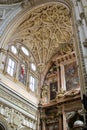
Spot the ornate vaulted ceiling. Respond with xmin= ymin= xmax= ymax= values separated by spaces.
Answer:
xmin=11 ymin=2 xmax=74 ymax=72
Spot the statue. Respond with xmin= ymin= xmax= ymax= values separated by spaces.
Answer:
xmin=41 ymin=85 xmax=48 ymax=104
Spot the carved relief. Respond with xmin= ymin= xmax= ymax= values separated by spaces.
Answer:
xmin=0 ymin=104 xmax=37 ymax=130
xmin=0 ymin=84 xmax=37 ymax=116
xmin=0 ymin=115 xmax=11 ymax=130
xmin=11 ymin=3 xmax=73 ymax=72
xmin=41 ymin=84 xmax=48 ymax=104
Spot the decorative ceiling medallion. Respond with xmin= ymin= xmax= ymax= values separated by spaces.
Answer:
xmin=12 ymin=3 xmax=73 ymax=72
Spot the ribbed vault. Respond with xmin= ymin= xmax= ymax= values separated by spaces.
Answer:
xmin=10 ymin=2 xmax=74 ymax=72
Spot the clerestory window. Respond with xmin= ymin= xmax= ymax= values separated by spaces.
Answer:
xmin=30 ymin=76 xmax=35 ymax=91
xmin=5 ymin=43 xmax=38 ymax=93
xmin=7 ymin=58 xmax=15 ymax=76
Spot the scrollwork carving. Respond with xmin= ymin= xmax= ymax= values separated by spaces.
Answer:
xmin=12 ymin=3 xmax=73 ymax=72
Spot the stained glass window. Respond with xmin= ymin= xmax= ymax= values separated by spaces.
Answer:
xmin=7 ymin=58 xmax=15 ymax=76
xmin=6 ymin=43 xmax=38 ymax=93
xmin=18 ymin=62 xmax=27 ymax=85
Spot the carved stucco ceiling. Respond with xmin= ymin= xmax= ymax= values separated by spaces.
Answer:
xmin=11 ymin=3 xmax=74 ymax=72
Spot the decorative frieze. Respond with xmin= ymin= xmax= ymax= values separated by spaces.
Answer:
xmin=0 ymin=104 xmax=37 ymax=130
xmin=0 ymin=83 xmax=37 ymax=118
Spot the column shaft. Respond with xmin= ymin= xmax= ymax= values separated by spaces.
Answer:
xmin=57 ymin=66 xmax=61 ymax=92
xmin=75 ymin=4 xmax=81 ymax=21
xmin=60 ymin=64 xmax=66 ymax=91
xmin=59 ymin=115 xmax=62 ymax=130
xmin=62 ymin=106 xmax=67 ymax=130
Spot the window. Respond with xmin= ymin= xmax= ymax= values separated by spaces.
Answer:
xmin=11 ymin=45 xmax=17 ymax=54
xmin=30 ymin=76 xmax=35 ymax=91
xmin=21 ymin=46 xmax=29 ymax=56
xmin=5 ymin=43 xmax=38 ymax=94
xmin=7 ymin=58 xmax=15 ymax=76
xmin=31 ymin=63 xmax=36 ymax=71
xmin=18 ymin=63 xmax=27 ymax=85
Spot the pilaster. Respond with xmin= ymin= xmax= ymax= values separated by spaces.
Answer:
xmin=60 ymin=64 xmax=66 ymax=91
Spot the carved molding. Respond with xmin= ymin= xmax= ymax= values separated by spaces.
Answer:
xmin=0 ymin=83 xmax=37 ymax=117
xmin=0 ymin=115 xmax=11 ymax=130
xmin=0 ymin=104 xmax=37 ymax=130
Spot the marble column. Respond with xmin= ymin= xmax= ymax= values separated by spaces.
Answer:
xmin=77 ymin=14 xmax=87 ymax=97
xmin=42 ymin=120 xmax=46 ymax=130
xmin=59 ymin=115 xmax=62 ymax=130
xmin=78 ymin=21 xmax=85 ymax=45
xmin=60 ymin=64 xmax=66 ymax=91
xmin=75 ymin=2 xmax=81 ymax=21
xmin=82 ymin=18 xmax=87 ymax=42
xmin=41 ymin=109 xmax=46 ymax=130
xmin=62 ymin=105 xmax=67 ymax=130
xmin=77 ymin=0 xmax=87 ymax=41
xmin=77 ymin=0 xmax=84 ymax=17
xmin=74 ymin=0 xmax=86 ymax=43
xmin=78 ymin=22 xmax=87 ymax=73
xmin=57 ymin=65 xmax=61 ymax=92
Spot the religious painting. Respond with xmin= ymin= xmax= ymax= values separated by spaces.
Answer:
xmin=65 ymin=62 xmax=79 ymax=91
xmin=50 ymin=81 xmax=58 ymax=100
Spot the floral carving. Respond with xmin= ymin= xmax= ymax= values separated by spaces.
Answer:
xmin=12 ymin=3 xmax=73 ymax=72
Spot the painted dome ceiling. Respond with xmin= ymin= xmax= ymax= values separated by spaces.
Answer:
xmin=11 ymin=2 xmax=74 ymax=72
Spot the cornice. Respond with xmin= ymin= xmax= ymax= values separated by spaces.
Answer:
xmin=0 ymin=82 xmax=38 ymax=119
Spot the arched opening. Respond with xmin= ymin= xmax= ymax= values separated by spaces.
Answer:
xmin=0 ymin=0 xmax=87 ymax=130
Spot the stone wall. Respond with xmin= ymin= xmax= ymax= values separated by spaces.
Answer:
xmin=0 ymin=83 xmax=38 ymax=130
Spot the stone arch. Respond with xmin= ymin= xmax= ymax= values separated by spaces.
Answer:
xmin=0 ymin=115 xmax=11 ymax=130
xmin=1 ymin=0 xmax=79 ymax=90
xmin=0 ymin=0 xmax=73 ymax=49
xmin=0 ymin=0 xmax=83 ymax=99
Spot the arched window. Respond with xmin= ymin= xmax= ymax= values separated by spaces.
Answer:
xmin=18 ymin=61 xmax=27 ymax=85
xmin=7 ymin=58 xmax=16 ymax=77
xmin=31 ymin=63 xmax=36 ymax=71
xmin=21 ymin=46 xmax=29 ymax=56
xmin=5 ymin=43 xmax=38 ymax=93
xmin=10 ymin=45 xmax=17 ymax=54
